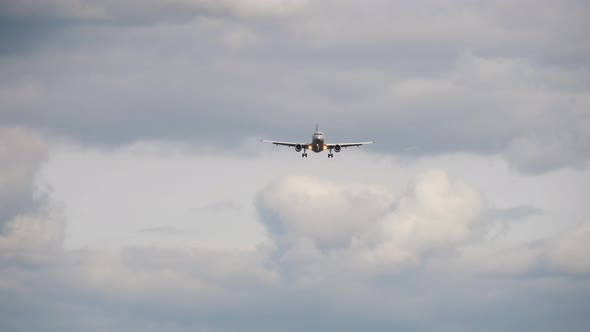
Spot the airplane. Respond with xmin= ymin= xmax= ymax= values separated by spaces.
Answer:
xmin=261 ymin=124 xmax=373 ymax=158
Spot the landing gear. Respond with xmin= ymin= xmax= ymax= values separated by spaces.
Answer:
xmin=302 ymin=149 xmax=308 ymax=158
xmin=328 ymin=149 xmax=334 ymax=158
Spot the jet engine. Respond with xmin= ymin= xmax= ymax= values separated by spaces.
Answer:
xmin=295 ymin=144 xmax=302 ymax=152
xmin=334 ymin=144 xmax=342 ymax=153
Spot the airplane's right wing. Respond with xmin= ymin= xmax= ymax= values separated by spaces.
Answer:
xmin=260 ymin=140 xmax=306 ymax=147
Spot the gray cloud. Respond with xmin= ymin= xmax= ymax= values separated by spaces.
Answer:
xmin=0 ymin=0 xmax=307 ymax=57
xmin=487 ymin=205 xmax=544 ymax=237
xmin=198 ymin=199 xmax=240 ymax=213
xmin=506 ymin=129 xmax=590 ymax=173
xmin=489 ymin=205 xmax=544 ymax=221
xmin=137 ymin=226 xmax=199 ymax=236
xmin=1 ymin=1 xmax=588 ymax=172
xmin=1 ymin=0 xmax=309 ymax=22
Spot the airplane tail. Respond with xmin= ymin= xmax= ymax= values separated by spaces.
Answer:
xmin=316 ymin=123 xmax=318 ymax=132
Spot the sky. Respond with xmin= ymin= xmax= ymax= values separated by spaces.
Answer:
xmin=0 ymin=0 xmax=589 ymax=331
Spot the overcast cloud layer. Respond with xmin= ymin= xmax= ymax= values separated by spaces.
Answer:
xmin=1 ymin=1 xmax=589 ymax=331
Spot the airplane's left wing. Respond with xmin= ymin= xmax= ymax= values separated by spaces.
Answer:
xmin=326 ymin=142 xmax=374 ymax=148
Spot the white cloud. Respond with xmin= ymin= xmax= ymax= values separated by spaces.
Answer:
xmin=545 ymin=220 xmax=590 ymax=274
xmin=256 ymin=175 xmax=392 ymax=251
xmin=0 ymin=127 xmax=48 ymax=224
xmin=0 ymin=126 xmax=65 ymax=289
xmin=354 ymin=170 xmax=486 ymax=258
xmin=0 ymin=212 xmax=64 ymax=267
xmin=256 ymin=169 xmax=488 ymax=283
xmin=257 ymin=168 xmax=590 ymax=283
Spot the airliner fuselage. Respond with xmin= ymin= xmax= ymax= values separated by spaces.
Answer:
xmin=310 ymin=131 xmax=326 ymax=153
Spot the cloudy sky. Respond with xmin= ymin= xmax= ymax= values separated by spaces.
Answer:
xmin=1 ymin=0 xmax=589 ymax=331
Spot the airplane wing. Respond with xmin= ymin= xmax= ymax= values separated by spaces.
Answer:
xmin=326 ymin=142 xmax=374 ymax=148
xmin=260 ymin=140 xmax=305 ymax=147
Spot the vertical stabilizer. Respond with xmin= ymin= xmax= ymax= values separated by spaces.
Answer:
xmin=316 ymin=123 xmax=318 ymax=132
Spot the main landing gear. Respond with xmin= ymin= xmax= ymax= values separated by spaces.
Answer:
xmin=328 ymin=149 xmax=334 ymax=158
xmin=302 ymin=149 xmax=308 ymax=158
